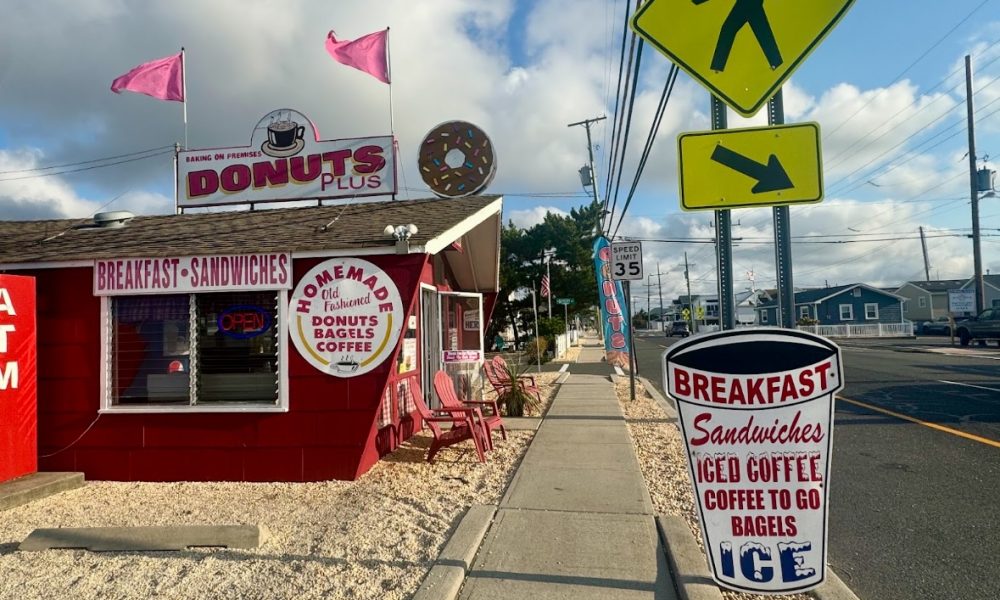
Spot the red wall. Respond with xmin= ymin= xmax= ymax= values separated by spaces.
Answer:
xmin=0 ymin=275 xmax=37 ymax=482
xmin=33 ymin=255 xmax=431 ymax=482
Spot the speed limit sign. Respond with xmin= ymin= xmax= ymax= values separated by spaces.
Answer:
xmin=611 ymin=241 xmax=644 ymax=280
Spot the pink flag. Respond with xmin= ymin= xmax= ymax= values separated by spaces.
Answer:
xmin=110 ymin=53 xmax=184 ymax=102
xmin=325 ymin=29 xmax=390 ymax=84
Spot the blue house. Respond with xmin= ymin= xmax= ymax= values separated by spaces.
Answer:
xmin=756 ymin=284 xmax=905 ymax=326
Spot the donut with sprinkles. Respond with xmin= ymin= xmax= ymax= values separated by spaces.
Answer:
xmin=418 ymin=121 xmax=497 ymax=198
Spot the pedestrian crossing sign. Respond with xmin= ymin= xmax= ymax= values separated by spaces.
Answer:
xmin=631 ymin=0 xmax=855 ymax=116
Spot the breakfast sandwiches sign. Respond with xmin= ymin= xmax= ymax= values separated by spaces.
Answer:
xmin=177 ymin=109 xmax=396 ymax=208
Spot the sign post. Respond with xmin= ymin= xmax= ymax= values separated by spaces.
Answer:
xmin=611 ymin=241 xmax=644 ymax=401
xmin=557 ymin=297 xmax=575 ymax=350
xmin=664 ymin=329 xmax=844 ymax=594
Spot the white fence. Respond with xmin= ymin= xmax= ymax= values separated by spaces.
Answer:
xmin=796 ymin=322 xmax=913 ymax=338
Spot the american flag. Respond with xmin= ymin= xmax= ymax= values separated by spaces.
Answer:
xmin=541 ymin=275 xmax=550 ymax=298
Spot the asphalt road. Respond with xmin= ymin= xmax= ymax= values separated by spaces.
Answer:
xmin=630 ymin=333 xmax=1000 ymax=600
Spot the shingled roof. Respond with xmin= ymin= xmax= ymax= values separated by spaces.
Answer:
xmin=0 ymin=195 xmax=500 ymax=264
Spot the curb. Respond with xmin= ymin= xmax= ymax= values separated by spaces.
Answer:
xmin=637 ymin=376 xmax=676 ymax=419
xmin=812 ymin=569 xmax=862 ymax=600
xmin=411 ymin=504 xmax=497 ymax=600
xmin=655 ymin=515 xmax=723 ymax=600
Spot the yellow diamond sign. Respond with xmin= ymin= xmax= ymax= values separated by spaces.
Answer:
xmin=678 ymin=123 xmax=822 ymax=210
xmin=632 ymin=0 xmax=855 ymax=117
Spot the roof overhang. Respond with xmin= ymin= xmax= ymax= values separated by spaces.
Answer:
xmin=423 ymin=197 xmax=502 ymax=293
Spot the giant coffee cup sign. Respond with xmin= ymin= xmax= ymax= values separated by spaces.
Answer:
xmin=663 ymin=329 xmax=843 ymax=594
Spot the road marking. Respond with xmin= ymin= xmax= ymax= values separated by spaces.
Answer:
xmin=558 ymin=363 xmax=569 ymax=373
xmin=938 ymin=379 xmax=1000 ymax=393
xmin=838 ymin=396 xmax=1000 ymax=449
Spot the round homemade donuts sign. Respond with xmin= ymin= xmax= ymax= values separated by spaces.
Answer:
xmin=289 ymin=258 xmax=403 ymax=377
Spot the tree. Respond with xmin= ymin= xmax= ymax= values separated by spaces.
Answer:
xmin=489 ymin=201 xmax=603 ymax=344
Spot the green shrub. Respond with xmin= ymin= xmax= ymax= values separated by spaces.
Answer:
xmin=523 ymin=336 xmax=550 ymax=364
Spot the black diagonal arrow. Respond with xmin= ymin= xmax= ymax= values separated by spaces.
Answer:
xmin=710 ymin=144 xmax=793 ymax=193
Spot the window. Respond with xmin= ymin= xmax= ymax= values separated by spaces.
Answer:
xmin=853 ymin=288 xmax=862 ymax=297
xmin=839 ymin=304 xmax=853 ymax=320
xmin=992 ymin=299 xmax=1000 ymax=308
xmin=799 ymin=306 xmax=810 ymax=319
xmin=107 ymin=291 xmax=284 ymax=412
xmin=918 ymin=297 xmax=927 ymax=308
xmin=760 ymin=311 xmax=768 ymax=324
xmin=864 ymin=303 xmax=879 ymax=320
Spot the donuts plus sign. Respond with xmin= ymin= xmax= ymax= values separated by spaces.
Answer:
xmin=418 ymin=121 xmax=497 ymax=198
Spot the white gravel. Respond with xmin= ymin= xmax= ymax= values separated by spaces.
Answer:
xmin=614 ymin=376 xmax=812 ymax=600
xmin=0 ymin=375 xmax=564 ymax=600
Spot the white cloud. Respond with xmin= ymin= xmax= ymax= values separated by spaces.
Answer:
xmin=507 ymin=205 xmax=568 ymax=228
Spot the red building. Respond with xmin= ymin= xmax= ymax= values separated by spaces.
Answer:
xmin=0 ymin=195 xmax=501 ymax=481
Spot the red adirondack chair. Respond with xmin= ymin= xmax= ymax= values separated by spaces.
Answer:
xmin=407 ymin=379 xmax=487 ymax=463
xmin=434 ymin=370 xmax=507 ymax=451
xmin=491 ymin=356 xmax=541 ymax=402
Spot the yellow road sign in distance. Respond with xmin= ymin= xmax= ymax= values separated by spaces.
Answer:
xmin=632 ymin=0 xmax=855 ymax=116
xmin=678 ymin=122 xmax=822 ymax=211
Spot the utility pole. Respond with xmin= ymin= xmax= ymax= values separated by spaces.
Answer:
xmin=966 ymin=55 xmax=986 ymax=315
xmin=646 ymin=275 xmax=652 ymax=331
xmin=685 ymin=252 xmax=695 ymax=333
xmin=568 ymin=116 xmax=607 ymax=233
xmin=919 ymin=226 xmax=931 ymax=282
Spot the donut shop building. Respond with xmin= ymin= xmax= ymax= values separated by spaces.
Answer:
xmin=0 ymin=194 xmax=503 ymax=482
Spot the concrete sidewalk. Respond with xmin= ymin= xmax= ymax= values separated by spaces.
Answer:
xmin=456 ymin=374 xmax=676 ymax=599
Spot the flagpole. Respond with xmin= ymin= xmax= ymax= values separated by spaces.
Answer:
xmin=386 ymin=27 xmax=397 ymax=201
xmin=386 ymin=27 xmax=394 ymax=135
xmin=181 ymin=47 xmax=188 ymax=149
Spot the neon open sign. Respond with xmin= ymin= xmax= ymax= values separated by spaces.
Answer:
xmin=218 ymin=305 xmax=271 ymax=339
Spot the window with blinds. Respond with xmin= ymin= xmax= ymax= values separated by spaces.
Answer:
xmin=110 ymin=291 xmax=280 ymax=408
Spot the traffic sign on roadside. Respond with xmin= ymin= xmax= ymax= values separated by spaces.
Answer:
xmin=678 ymin=123 xmax=823 ymax=210
xmin=631 ymin=0 xmax=855 ymax=116
xmin=556 ymin=297 xmax=575 ymax=306
xmin=611 ymin=241 xmax=644 ymax=281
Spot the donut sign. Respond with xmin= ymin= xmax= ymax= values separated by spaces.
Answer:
xmin=289 ymin=258 xmax=403 ymax=377
xmin=418 ymin=120 xmax=497 ymax=198
xmin=663 ymin=329 xmax=844 ymax=594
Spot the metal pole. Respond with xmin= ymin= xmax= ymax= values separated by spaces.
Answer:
xmin=564 ymin=301 xmax=569 ymax=343
xmin=919 ymin=226 xmax=931 ymax=282
xmin=711 ymin=95 xmax=735 ymax=330
xmin=181 ymin=47 xmax=188 ymax=150
xmin=646 ymin=275 xmax=651 ymax=331
xmin=769 ymin=89 xmax=796 ymax=329
xmin=532 ymin=287 xmax=542 ymax=373
xmin=966 ymin=55 xmax=985 ymax=315
xmin=657 ymin=261 xmax=664 ymax=333
xmin=625 ymin=281 xmax=636 ymax=401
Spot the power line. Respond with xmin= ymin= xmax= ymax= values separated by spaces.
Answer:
xmin=0 ymin=149 xmax=175 ymax=182
xmin=603 ymin=0 xmax=639 ymax=231
xmin=606 ymin=40 xmax=645 ymax=234
xmin=612 ymin=64 xmax=679 ymax=239
xmin=823 ymin=0 xmax=996 ymax=140
xmin=0 ymin=145 xmax=175 ymax=175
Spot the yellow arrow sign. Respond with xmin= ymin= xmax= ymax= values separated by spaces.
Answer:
xmin=632 ymin=0 xmax=855 ymax=116
xmin=678 ymin=123 xmax=823 ymax=211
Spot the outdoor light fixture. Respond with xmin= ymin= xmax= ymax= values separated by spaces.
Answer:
xmin=384 ymin=223 xmax=419 ymax=253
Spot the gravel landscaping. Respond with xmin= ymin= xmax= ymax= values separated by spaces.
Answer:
xmin=0 ymin=374 xmax=564 ymax=600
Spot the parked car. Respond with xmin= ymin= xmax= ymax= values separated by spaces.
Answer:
xmin=666 ymin=321 xmax=690 ymax=338
xmin=920 ymin=316 xmax=955 ymax=336
xmin=954 ymin=309 xmax=1000 ymax=346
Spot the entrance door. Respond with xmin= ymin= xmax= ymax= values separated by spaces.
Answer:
xmin=420 ymin=287 xmax=441 ymax=406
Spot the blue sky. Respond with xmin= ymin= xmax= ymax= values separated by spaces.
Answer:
xmin=0 ymin=0 xmax=999 ymax=303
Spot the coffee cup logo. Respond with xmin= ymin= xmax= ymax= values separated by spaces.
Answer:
xmin=262 ymin=118 xmax=306 ymax=157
